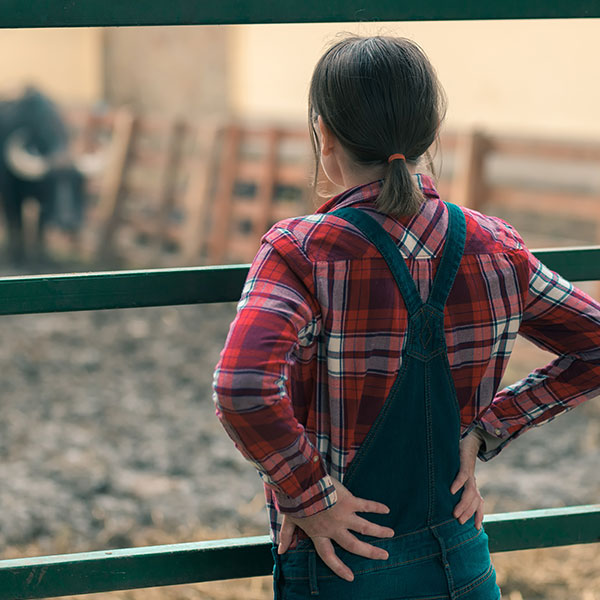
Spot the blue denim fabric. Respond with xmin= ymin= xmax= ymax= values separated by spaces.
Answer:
xmin=273 ymin=204 xmax=502 ymax=599
xmin=274 ymin=516 xmax=501 ymax=599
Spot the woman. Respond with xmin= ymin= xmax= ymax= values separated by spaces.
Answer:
xmin=213 ymin=35 xmax=600 ymax=599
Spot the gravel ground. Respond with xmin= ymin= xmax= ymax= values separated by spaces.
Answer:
xmin=0 ymin=302 xmax=270 ymax=552
xmin=0 ymin=297 xmax=598 ymax=556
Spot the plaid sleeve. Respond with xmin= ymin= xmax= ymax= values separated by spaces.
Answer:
xmin=213 ymin=238 xmax=337 ymax=516
xmin=476 ymin=249 xmax=600 ymax=461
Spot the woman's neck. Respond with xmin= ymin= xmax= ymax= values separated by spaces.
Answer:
xmin=339 ymin=160 xmax=417 ymax=189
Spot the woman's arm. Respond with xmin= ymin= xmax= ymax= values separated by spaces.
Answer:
xmin=213 ymin=240 xmax=338 ymax=517
xmin=473 ymin=250 xmax=600 ymax=460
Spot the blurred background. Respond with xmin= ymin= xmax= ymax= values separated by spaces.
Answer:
xmin=0 ymin=19 xmax=598 ymax=600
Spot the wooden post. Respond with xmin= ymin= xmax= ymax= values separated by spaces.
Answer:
xmin=180 ymin=121 xmax=221 ymax=265
xmin=153 ymin=118 xmax=186 ymax=259
xmin=93 ymin=108 xmax=136 ymax=262
xmin=450 ymin=129 xmax=487 ymax=210
xmin=251 ymin=128 xmax=280 ymax=250
xmin=207 ymin=124 xmax=241 ymax=265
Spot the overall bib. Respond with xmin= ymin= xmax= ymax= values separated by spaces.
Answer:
xmin=272 ymin=203 xmax=502 ymax=599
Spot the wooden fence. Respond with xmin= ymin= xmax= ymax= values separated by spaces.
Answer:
xmin=60 ymin=112 xmax=600 ymax=269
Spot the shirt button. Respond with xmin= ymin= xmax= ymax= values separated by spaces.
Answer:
xmin=494 ymin=428 xmax=502 ymax=436
xmin=312 ymin=455 xmax=319 ymax=463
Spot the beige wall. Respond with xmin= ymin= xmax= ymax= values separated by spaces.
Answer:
xmin=0 ymin=28 xmax=102 ymax=103
xmin=229 ymin=19 xmax=600 ymax=140
xmin=0 ymin=25 xmax=229 ymax=118
xmin=1 ymin=20 xmax=597 ymax=141
xmin=103 ymin=26 xmax=229 ymax=118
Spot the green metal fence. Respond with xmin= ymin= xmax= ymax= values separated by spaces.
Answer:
xmin=0 ymin=249 xmax=599 ymax=598
xmin=0 ymin=2 xmax=599 ymax=598
xmin=0 ymin=505 xmax=597 ymax=599
xmin=0 ymin=247 xmax=598 ymax=315
xmin=0 ymin=1 xmax=599 ymax=28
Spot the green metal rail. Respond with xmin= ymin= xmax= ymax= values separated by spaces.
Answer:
xmin=0 ymin=246 xmax=598 ymax=315
xmin=0 ymin=1 xmax=598 ymax=28
xmin=0 ymin=505 xmax=598 ymax=599
xmin=0 ymin=1 xmax=599 ymax=598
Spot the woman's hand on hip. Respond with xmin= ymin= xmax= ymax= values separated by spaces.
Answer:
xmin=450 ymin=429 xmax=485 ymax=530
xmin=277 ymin=477 xmax=394 ymax=582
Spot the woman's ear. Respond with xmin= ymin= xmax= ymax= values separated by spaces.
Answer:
xmin=318 ymin=116 xmax=335 ymax=157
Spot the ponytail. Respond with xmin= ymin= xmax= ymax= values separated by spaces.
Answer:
xmin=377 ymin=159 xmax=424 ymax=216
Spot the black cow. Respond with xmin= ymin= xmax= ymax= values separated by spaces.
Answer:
xmin=0 ymin=88 xmax=86 ymax=263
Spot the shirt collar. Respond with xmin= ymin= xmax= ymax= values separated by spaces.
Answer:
xmin=316 ymin=173 xmax=440 ymax=215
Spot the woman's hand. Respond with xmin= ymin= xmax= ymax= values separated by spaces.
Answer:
xmin=277 ymin=478 xmax=394 ymax=582
xmin=450 ymin=429 xmax=485 ymax=530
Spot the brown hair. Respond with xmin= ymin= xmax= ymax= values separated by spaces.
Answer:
xmin=308 ymin=36 xmax=446 ymax=216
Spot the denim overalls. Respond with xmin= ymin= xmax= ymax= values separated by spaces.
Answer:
xmin=272 ymin=202 xmax=502 ymax=599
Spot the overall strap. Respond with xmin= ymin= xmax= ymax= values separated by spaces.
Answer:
xmin=427 ymin=202 xmax=467 ymax=311
xmin=332 ymin=203 xmax=466 ymax=313
xmin=332 ymin=207 xmax=423 ymax=315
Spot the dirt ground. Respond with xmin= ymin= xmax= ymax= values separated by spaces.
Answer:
xmin=0 ymin=208 xmax=599 ymax=600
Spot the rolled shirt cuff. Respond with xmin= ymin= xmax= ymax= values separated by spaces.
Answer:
xmin=471 ymin=423 xmax=509 ymax=461
xmin=274 ymin=474 xmax=337 ymax=517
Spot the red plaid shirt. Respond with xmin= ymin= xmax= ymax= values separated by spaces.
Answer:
xmin=213 ymin=174 xmax=600 ymax=542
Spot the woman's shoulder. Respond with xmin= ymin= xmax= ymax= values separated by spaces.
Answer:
xmin=262 ymin=212 xmax=379 ymax=263
xmin=460 ymin=205 xmax=526 ymax=257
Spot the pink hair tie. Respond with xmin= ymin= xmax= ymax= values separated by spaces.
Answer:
xmin=388 ymin=153 xmax=406 ymax=163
